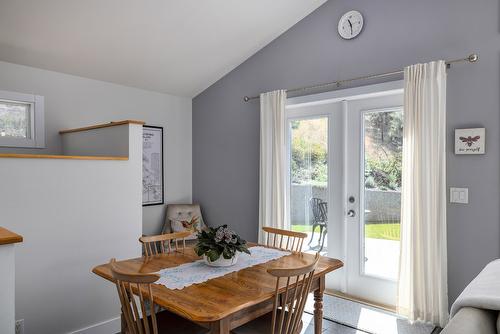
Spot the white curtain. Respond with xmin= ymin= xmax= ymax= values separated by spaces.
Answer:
xmin=398 ymin=60 xmax=449 ymax=327
xmin=258 ymin=90 xmax=287 ymax=243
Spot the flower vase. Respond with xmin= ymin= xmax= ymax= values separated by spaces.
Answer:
xmin=203 ymin=253 xmax=239 ymax=267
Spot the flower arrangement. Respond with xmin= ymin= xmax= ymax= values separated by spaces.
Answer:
xmin=194 ymin=225 xmax=250 ymax=263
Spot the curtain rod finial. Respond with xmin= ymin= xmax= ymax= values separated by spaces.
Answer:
xmin=468 ymin=54 xmax=478 ymax=63
xmin=243 ymin=96 xmax=250 ymax=102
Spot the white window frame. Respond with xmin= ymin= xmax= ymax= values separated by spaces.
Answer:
xmin=0 ymin=90 xmax=45 ymax=148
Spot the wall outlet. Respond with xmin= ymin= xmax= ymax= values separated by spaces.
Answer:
xmin=15 ymin=319 xmax=24 ymax=334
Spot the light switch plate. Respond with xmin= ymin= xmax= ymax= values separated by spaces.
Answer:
xmin=450 ymin=187 xmax=468 ymax=204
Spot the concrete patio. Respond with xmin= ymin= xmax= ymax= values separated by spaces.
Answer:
xmin=304 ymin=231 xmax=399 ymax=280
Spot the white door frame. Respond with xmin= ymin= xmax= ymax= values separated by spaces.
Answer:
xmin=286 ymin=81 xmax=404 ymax=302
xmin=344 ymin=95 xmax=403 ymax=306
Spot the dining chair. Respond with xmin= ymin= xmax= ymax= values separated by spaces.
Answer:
xmin=139 ymin=231 xmax=192 ymax=256
xmin=109 ymin=259 xmax=208 ymax=334
xmin=232 ymin=253 xmax=321 ymax=334
xmin=262 ymin=227 xmax=308 ymax=253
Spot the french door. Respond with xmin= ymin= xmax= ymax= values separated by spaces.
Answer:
xmin=286 ymin=82 xmax=403 ymax=307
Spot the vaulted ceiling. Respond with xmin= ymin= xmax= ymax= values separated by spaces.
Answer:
xmin=0 ymin=0 xmax=327 ymax=97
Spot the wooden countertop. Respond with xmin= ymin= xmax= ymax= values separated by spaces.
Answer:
xmin=0 ymin=120 xmax=143 ymax=160
xmin=0 ymin=227 xmax=23 ymax=245
xmin=59 ymin=119 xmax=145 ymax=134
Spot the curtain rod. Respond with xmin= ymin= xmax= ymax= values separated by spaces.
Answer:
xmin=243 ymin=53 xmax=478 ymax=102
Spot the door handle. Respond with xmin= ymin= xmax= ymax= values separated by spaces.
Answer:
xmin=347 ymin=210 xmax=356 ymax=217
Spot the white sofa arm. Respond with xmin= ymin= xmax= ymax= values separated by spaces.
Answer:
xmin=441 ymin=307 xmax=497 ymax=334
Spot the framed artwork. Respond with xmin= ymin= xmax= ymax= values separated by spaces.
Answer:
xmin=455 ymin=128 xmax=485 ymax=155
xmin=143 ymin=125 xmax=164 ymax=206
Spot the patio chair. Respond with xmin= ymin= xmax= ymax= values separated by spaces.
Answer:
xmin=308 ymin=198 xmax=327 ymax=251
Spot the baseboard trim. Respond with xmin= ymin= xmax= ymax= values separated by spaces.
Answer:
xmin=69 ymin=316 xmax=120 ymax=334
xmin=325 ymin=289 xmax=396 ymax=313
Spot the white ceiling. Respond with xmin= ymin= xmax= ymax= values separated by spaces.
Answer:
xmin=0 ymin=0 xmax=327 ymax=97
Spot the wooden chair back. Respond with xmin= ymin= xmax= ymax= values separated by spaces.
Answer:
xmin=110 ymin=258 xmax=160 ymax=334
xmin=267 ymin=253 xmax=320 ymax=334
xmin=139 ymin=231 xmax=192 ymax=256
xmin=262 ymin=227 xmax=307 ymax=253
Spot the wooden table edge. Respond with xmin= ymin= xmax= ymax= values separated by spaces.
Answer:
xmin=0 ymin=227 xmax=23 ymax=245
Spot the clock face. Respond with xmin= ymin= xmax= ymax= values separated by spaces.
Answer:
xmin=338 ymin=10 xmax=364 ymax=39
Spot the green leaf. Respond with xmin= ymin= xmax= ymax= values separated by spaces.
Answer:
xmin=238 ymin=246 xmax=251 ymax=254
xmin=194 ymin=245 xmax=202 ymax=256
xmin=222 ymin=246 xmax=235 ymax=259
xmin=207 ymin=249 xmax=220 ymax=262
xmin=194 ymin=225 xmax=250 ymax=260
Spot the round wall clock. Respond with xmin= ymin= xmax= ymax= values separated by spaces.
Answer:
xmin=338 ymin=10 xmax=364 ymax=40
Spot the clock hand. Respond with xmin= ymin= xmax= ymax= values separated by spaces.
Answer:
xmin=348 ymin=19 xmax=353 ymax=34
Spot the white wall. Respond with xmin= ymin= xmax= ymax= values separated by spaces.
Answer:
xmin=0 ymin=244 xmax=15 ymax=334
xmin=0 ymin=124 xmax=143 ymax=334
xmin=0 ymin=60 xmax=192 ymax=235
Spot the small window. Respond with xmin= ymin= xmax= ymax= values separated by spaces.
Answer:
xmin=0 ymin=90 xmax=45 ymax=148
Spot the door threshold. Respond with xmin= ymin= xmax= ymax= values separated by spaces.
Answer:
xmin=325 ymin=289 xmax=396 ymax=313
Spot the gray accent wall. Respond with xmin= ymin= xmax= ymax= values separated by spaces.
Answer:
xmin=193 ymin=0 xmax=500 ymax=305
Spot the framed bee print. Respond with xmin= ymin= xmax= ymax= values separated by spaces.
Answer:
xmin=143 ymin=125 xmax=164 ymax=206
xmin=455 ymin=128 xmax=485 ymax=155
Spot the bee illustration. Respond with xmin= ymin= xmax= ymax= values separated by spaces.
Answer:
xmin=459 ymin=136 xmax=480 ymax=147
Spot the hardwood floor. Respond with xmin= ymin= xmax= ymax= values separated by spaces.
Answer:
xmin=114 ymin=315 xmax=366 ymax=334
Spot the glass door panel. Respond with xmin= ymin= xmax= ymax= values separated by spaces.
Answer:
xmin=289 ymin=117 xmax=328 ymax=253
xmin=362 ymin=108 xmax=403 ymax=280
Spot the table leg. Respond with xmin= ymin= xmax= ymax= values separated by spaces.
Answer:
xmin=210 ymin=318 xmax=230 ymax=334
xmin=314 ymin=277 xmax=325 ymax=334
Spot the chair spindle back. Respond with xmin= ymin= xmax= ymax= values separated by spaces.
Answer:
xmin=139 ymin=231 xmax=192 ymax=256
xmin=268 ymin=253 xmax=320 ymax=334
xmin=110 ymin=258 xmax=160 ymax=334
xmin=262 ymin=227 xmax=307 ymax=253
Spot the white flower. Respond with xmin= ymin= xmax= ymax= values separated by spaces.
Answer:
xmin=214 ymin=226 xmax=237 ymax=244
xmin=215 ymin=228 xmax=225 ymax=243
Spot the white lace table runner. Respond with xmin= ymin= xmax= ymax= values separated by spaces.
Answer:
xmin=156 ymin=246 xmax=290 ymax=290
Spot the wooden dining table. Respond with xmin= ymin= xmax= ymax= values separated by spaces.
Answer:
xmin=92 ymin=245 xmax=343 ymax=334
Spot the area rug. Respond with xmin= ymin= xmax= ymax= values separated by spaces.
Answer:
xmin=304 ymin=294 xmax=436 ymax=334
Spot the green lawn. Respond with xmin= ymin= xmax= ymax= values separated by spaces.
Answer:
xmin=365 ymin=223 xmax=400 ymax=241
xmin=291 ymin=222 xmax=400 ymax=241
xmin=291 ymin=225 xmax=315 ymax=232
